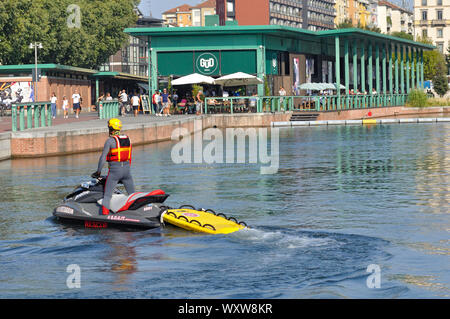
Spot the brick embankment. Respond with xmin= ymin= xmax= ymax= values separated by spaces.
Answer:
xmin=6 ymin=112 xmax=292 ymax=160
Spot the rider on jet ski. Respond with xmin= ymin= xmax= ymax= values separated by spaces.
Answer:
xmin=92 ymin=118 xmax=135 ymax=215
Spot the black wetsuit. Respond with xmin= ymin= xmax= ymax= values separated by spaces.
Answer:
xmin=97 ymin=136 xmax=135 ymax=211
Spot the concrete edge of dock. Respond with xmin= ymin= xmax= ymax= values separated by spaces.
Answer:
xmin=272 ymin=117 xmax=450 ymax=127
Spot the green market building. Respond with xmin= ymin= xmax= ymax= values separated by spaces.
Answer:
xmin=125 ymin=25 xmax=434 ymax=102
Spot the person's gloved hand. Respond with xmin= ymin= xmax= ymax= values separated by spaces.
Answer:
xmin=91 ymin=171 xmax=100 ymax=179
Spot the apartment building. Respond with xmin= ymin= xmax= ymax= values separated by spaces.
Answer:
xmin=377 ymin=0 xmax=413 ymax=34
xmin=414 ymin=0 xmax=450 ymax=54
xmin=162 ymin=1 xmax=217 ymax=27
xmin=217 ymin=0 xmax=335 ymax=30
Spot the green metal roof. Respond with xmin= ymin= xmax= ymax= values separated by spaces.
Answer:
xmin=125 ymin=25 xmax=317 ymax=37
xmin=92 ymin=71 xmax=148 ymax=82
xmin=124 ymin=25 xmax=434 ymax=50
xmin=0 ymin=63 xmax=97 ymax=74
xmin=316 ymin=28 xmax=435 ymax=50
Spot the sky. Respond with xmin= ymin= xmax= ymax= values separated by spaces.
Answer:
xmin=138 ymin=0 xmax=202 ymax=18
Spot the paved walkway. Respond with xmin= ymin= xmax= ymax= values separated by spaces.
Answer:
xmin=0 ymin=112 xmax=198 ymax=134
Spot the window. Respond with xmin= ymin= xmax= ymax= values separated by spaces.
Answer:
xmin=421 ymin=0 xmax=426 ymax=5
xmin=436 ymin=42 xmax=444 ymax=53
xmin=421 ymin=10 xmax=427 ymax=21
xmin=422 ymin=28 xmax=428 ymax=37
xmin=437 ymin=10 xmax=443 ymax=20
xmin=437 ymin=0 xmax=442 ymax=5
xmin=437 ymin=28 xmax=443 ymax=38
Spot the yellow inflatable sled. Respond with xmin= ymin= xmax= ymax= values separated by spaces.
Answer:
xmin=162 ymin=206 xmax=248 ymax=235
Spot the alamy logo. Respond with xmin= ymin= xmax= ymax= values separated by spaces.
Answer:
xmin=171 ymin=119 xmax=279 ymax=174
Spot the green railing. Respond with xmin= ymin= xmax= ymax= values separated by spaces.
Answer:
xmin=204 ymin=94 xmax=409 ymax=114
xmin=98 ymin=99 xmax=120 ymax=119
xmin=11 ymin=102 xmax=52 ymax=132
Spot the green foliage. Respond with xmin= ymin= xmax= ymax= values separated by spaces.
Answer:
xmin=433 ymin=72 xmax=449 ymax=97
xmin=390 ymin=31 xmax=413 ymax=41
xmin=423 ymin=50 xmax=447 ymax=81
xmin=0 ymin=0 xmax=139 ymax=69
xmin=407 ymin=89 xmax=428 ymax=108
xmin=386 ymin=16 xmax=392 ymax=27
xmin=336 ymin=19 xmax=353 ymax=29
xmin=192 ymin=85 xmax=204 ymax=101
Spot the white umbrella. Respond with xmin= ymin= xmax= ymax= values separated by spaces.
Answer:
xmin=214 ymin=72 xmax=263 ymax=86
xmin=172 ymin=73 xmax=215 ymax=85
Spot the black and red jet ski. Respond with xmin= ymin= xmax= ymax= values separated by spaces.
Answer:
xmin=53 ymin=177 xmax=169 ymax=229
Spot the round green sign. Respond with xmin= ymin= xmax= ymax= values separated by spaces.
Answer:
xmin=196 ymin=52 xmax=218 ymax=75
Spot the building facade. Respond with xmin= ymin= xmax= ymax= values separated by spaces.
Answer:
xmin=217 ymin=0 xmax=335 ymax=30
xmin=125 ymin=25 xmax=433 ymax=99
xmin=377 ymin=1 xmax=413 ymax=34
xmin=162 ymin=1 xmax=217 ymax=27
xmin=414 ymin=0 xmax=450 ymax=54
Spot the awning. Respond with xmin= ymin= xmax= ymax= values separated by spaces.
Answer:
xmin=172 ymin=73 xmax=215 ymax=85
xmin=214 ymin=72 xmax=263 ymax=86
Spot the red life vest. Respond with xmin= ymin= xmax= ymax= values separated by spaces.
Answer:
xmin=106 ymin=135 xmax=132 ymax=163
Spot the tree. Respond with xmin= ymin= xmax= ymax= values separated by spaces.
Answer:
xmin=433 ymin=72 xmax=448 ymax=97
xmin=446 ymin=43 xmax=450 ymax=75
xmin=422 ymin=50 xmax=447 ymax=81
xmin=0 ymin=0 xmax=139 ymax=69
xmin=390 ymin=31 xmax=413 ymax=41
xmin=336 ymin=19 xmax=354 ymax=29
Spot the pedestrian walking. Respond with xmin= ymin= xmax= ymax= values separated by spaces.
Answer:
xmin=72 ymin=89 xmax=81 ymax=118
xmin=50 ymin=92 xmax=57 ymax=119
xmin=62 ymin=96 xmax=69 ymax=119
xmin=131 ymin=92 xmax=140 ymax=117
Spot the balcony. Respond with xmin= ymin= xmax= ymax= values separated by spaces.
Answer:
xmin=432 ymin=19 xmax=447 ymax=26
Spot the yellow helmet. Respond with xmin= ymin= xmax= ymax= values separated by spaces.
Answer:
xmin=108 ymin=118 xmax=122 ymax=131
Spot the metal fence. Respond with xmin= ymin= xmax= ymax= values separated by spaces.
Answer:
xmin=11 ymin=102 xmax=52 ymax=132
xmin=98 ymin=99 xmax=120 ymax=119
xmin=204 ymin=94 xmax=409 ymax=114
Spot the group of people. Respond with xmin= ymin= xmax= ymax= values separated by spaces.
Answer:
xmin=49 ymin=89 xmax=83 ymax=119
xmin=98 ymin=90 xmax=144 ymax=118
xmin=151 ymin=88 xmax=178 ymax=116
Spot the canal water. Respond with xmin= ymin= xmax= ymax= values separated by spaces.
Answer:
xmin=0 ymin=123 xmax=448 ymax=298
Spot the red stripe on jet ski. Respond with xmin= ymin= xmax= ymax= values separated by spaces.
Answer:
xmin=116 ymin=190 xmax=166 ymax=212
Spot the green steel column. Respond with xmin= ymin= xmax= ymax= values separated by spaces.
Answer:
xmin=416 ymin=48 xmax=420 ymax=88
xmin=150 ymin=43 xmax=158 ymax=99
xmin=394 ymin=44 xmax=399 ymax=95
xmin=421 ymin=49 xmax=424 ymax=89
xmin=344 ymin=38 xmax=350 ymax=109
xmin=376 ymin=43 xmax=380 ymax=95
xmin=361 ymin=41 xmax=366 ymax=94
xmin=388 ymin=43 xmax=393 ymax=96
xmin=335 ymin=36 xmax=341 ymax=109
xmin=12 ymin=105 xmax=17 ymax=132
xmin=406 ymin=47 xmax=410 ymax=93
xmin=353 ymin=40 xmax=358 ymax=93
xmin=95 ymin=78 xmax=99 ymax=104
xmin=411 ymin=47 xmax=415 ymax=90
xmin=400 ymin=45 xmax=405 ymax=94
xmin=147 ymin=36 xmax=152 ymax=101
xmin=368 ymin=42 xmax=373 ymax=105
xmin=382 ymin=43 xmax=387 ymax=106
xmin=256 ymin=37 xmax=266 ymax=100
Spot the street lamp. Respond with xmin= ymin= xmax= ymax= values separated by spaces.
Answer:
xmin=29 ymin=42 xmax=43 ymax=101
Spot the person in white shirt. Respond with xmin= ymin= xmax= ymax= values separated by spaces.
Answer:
xmin=119 ymin=89 xmax=128 ymax=116
xmin=131 ymin=93 xmax=140 ymax=117
xmin=50 ymin=92 xmax=57 ymax=119
xmin=72 ymin=90 xmax=81 ymax=118
xmin=62 ymin=96 xmax=69 ymax=119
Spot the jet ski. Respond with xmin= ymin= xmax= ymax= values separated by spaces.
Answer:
xmin=53 ymin=177 xmax=248 ymax=234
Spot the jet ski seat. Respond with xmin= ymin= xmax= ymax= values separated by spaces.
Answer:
xmin=97 ymin=190 xmax=166 ymax=213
